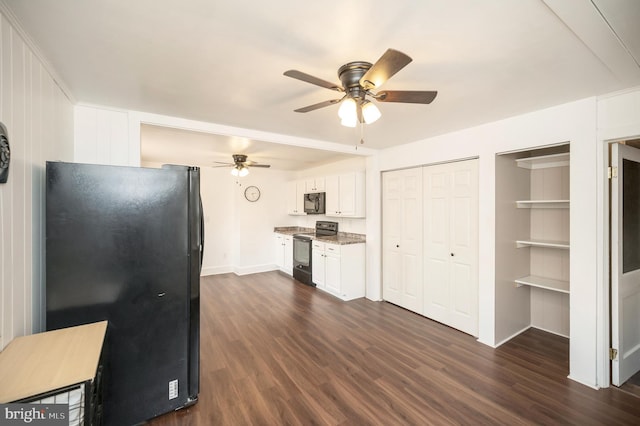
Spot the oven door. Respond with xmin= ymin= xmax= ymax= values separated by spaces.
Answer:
xmin=293 ymin=237 xmax=311 ymax=268
xmin=292 ymin=236 xmax=314 ymax=286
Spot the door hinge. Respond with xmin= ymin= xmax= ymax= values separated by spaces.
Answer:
xmin=608 ymin=166 xmax=618 ymax=179
xmin=610 ymin=348 xmax=618 ymax=360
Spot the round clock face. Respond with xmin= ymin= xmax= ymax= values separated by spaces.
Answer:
xmin=244 ymin=185 xmax=260 ymax=202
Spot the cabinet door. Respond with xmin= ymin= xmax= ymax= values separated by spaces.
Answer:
xmin=312 ymin=246 xmax=326 ymax=288
xmin=287 ymin=181 xmax=306 ymax=215
xmin=274 ymin=234 xmax=285 ymax=269
xmin=325 ymin=175 xmax=340 ymax=216
xmin=325 ymin=250 xmax=341 ymax=296
xmin=287 ymin=181 xmax=298 ymax=214
xmin=305 ymin=178 xmax=325 ymax=193
xmin=338 ymin=173 xmax=357 ymax=216
xmin=283 ymin=236 xmax=293 ymax=272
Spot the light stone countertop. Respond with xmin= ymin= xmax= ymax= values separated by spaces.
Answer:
xmin=274 ymin=226 xmax=366 ymax=245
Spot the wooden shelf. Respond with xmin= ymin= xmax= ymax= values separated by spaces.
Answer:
xmin=516 ymin=200 xmax=569 ymax=209
xmin=515 ymin=275 xmax=570 ymax=294
xmin=515 ymin=152 xmax=569 ymax=170
xmin=516 ymin=239 xmax=570 ymax=249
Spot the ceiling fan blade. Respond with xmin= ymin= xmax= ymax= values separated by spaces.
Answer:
xmin=284 ymin=70 xmax=344 ymax=92
xmin=294 ymin=98 xmax=342 ymax=113
xmin=213 ymin=161 xmax=234 ymax=165
xmin=359 ymin=49 xmax=412 ymax=90
xmin=212 ymin=165 xmax=232 ymax=168
xmin=376 ymin=90 xmax=438 ymax=104
xmin=250 ymin=164 xmax=271 ymax=168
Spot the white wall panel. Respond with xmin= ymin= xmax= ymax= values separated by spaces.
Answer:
xmin=0 ymin=11 xmax=73 ymax=350
xmin=74 ymin=105 xmax=130 ymax=166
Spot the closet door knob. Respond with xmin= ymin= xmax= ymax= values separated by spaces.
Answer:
xmin=450 ymin=253 xmax=454 ymax=257
xmin=396 ymin=245 xmax=400 ymax=248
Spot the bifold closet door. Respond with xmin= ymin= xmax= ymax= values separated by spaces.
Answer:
xmin=423 ymin=159 xmax=479 ymax=336
xmin=382 ymin=168 xmax=423 ymax=314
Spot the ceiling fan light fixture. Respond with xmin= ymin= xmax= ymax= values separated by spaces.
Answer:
xmin=230 ymin=165 xmax=250 ymax=177
xmin=341 ymin=116 xmax=358 ymax=128
xmin=361 ymin=100 xmax=381 ymax=124
xmin=337 ymin=97 xmax=357 ymax=120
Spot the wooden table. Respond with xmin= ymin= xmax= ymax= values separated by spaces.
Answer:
xmin=0 ymin=320 xmax=107 ymax=403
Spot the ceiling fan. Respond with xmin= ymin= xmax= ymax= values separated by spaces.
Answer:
xmin=284 ymin=48 xmax=437 ymax=127
xmin=213 ymin=154 xmax=271 ymax=177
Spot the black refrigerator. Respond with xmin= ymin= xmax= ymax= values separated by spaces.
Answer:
xmin=45 ymin=161 xmax=202 ymax=425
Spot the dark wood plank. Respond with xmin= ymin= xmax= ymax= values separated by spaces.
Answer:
xmin=148 ymin=272 xmax=640 ymax=425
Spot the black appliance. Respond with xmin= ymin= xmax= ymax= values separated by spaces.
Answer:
xmin=293 ymin=221 xmax=338 ymax=286
xmin=303 ymin=192 xmax=325 ymax=214
xmin=45 ymin=161 xmax=203 ymax=426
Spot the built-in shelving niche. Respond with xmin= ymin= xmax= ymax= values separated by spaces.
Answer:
xmin=495 ymin=144 xmax=570 ymax=347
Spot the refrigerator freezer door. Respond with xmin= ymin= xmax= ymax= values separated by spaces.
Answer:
xmin=46 ymin=162 xmax=197 ymax=425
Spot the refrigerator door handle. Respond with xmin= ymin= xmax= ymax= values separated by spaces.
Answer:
xmin=199 ymin=197 xmax=204 ymax=271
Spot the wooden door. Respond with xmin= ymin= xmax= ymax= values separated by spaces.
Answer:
xmin=382 ymin=168 xmax=423 ymax=313
xmin=423 ymin=159 xmax=479 ymax=336
xmin=611 ymin=143 xmax=640 ymax=385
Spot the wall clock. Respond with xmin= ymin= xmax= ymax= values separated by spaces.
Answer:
xmin=0 ymin=122 xmax=9 ymax=184
xmin=244 ymin=185 xmax=260 ymax=202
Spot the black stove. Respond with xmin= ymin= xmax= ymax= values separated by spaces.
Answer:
xmin=292 ymin=221 xmax=338 ymax=285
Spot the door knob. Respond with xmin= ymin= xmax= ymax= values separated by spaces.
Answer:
xmin=396 ymin=244 xmax=400 ymax=248
xmin=450 ymin=253 xmax=454 ymax=257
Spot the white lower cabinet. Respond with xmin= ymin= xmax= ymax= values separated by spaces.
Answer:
xmin=311 ymin=241 xmax=326 ymax=289
xmin=274 ymin=233 xmax=293 ymax=275
xmin=312 ymin=241 xmax=365 ymax=301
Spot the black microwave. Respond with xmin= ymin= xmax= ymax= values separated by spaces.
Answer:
xmin=303 ymin=192 xmax=325 ymax=214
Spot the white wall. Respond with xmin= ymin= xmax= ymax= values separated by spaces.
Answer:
xmin=0 ymin=8 xmax=74 ymax=349
xmin=372 ymin=97 xmax=598 ymax=388
xmin=74 ymin=105 xmax=134 ymax=166
xmin=198 ymin=166 xmax=291 ymax=276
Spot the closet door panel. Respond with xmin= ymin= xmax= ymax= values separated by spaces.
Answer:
xmin=382 ymin=168 xmax=423 ymax=313
xmin=382 ymin=173 xmax=403 ymax=305
xmin=424 ymin=159 xmax=479 ymax=336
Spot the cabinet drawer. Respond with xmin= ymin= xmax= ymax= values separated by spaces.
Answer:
xmin=312 ymin=241 xmax=325 ymax=251
xmin=325 ymin=244 xmax=340 ymax=255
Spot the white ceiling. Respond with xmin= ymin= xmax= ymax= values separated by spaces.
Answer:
xmin=2 ymin=0 xmax=640 ymax=168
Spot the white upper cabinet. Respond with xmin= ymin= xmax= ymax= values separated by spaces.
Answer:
xmin=325 ymin=172 xmax=366 ymax=218
xmin=287 ymin=180 xmax=306 ymax=215
xmin=305 ymin=178 xmax=325 ymax=193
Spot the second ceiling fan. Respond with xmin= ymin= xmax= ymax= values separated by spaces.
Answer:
xmin=284 ymin=48 xmax=437 ymax=127
xmin=213 ymin=154 xmax=270 ymax=177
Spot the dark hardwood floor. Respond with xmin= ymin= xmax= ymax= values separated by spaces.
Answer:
xmin=148 ymin=272 xmax=640 ymax=425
